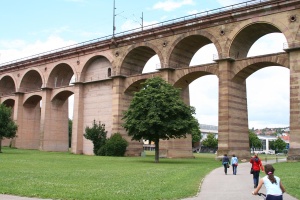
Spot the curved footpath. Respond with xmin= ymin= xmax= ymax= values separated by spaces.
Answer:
xmin=183 ymin=158 xmax=298 ymax=200
xmin=0 ymin=159 xmax=298 ymax=200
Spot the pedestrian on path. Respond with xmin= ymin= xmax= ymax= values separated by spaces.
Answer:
xmin=252 ymin=164 xmax=286 ymax=200
xmin=250 ymin=153 xmax=264 ymax=188
xmin=222 ymin=154 xmax=230 ymax=175
xmin=231 ymin=154 xmax=238 ymax=175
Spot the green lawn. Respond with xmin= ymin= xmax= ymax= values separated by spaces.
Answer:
xmin=0 ymin=148 xmax=299 ymax=200
xmin=0 ymin=148 xmax=219 ymax=200
xmin=272 ymin=162 xmax=300 ymax=200
xmin=255 ymin=154 xmax=300 ymax=199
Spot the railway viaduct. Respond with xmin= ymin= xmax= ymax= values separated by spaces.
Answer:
xmin=1 ymin=0 xmax=300 ymax=160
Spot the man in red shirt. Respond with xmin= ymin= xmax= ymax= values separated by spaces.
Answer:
xmin=250 ymin=153 xmax=264 ymax=188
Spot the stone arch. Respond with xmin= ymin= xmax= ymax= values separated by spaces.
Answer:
xmin=23 ymin=95 xmax=42 ymax=107
xmin=119 ymin=44 xmax=164 ymax=76
xmin=124 ymin=78 xmax=148 ymax=95
xmin=19 ymin=69 xmax=44 ymax=93
xmin=40 ymin=89 xmax=74 ymax=152
xmin=295 ymin=23 xmax=300 ymax=43
xmin=80 ymin=55 xmax=112 ymax=82
xmin=227 ymin=20 xmax=291 ymax=59
xmin=51 ymin=90 xmax=74 ymax=103
xmin=47 ymin=63 xmax=75 ymax=88
xmin=2 ymin=98 xmax=15 ymax=108
xmin=18 ymin=94 xmax=42 ymax=150
xmin=167 ymin=31 xmax=221 ymax=68
xmin=0 ymin=75 xmax=16 ymax=96
xmin=232 ymin=54 xmax=289 ymax=83
xmin=173 ymin=66 xmax=219 ymax=89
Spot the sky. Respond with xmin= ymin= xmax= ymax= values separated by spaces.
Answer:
xmin=0 ymin=0 xmax=289 ymax=129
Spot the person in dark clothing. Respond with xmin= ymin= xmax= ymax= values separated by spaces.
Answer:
xmin=222 ymin=154 xmax=230 ymax=175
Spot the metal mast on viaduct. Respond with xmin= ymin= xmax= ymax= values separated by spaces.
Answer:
xmin=1 ymin=0 xmax=300 ymax=160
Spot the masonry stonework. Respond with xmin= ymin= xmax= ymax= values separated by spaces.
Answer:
xmin=1 ymin=0 xmax=300 ymax=160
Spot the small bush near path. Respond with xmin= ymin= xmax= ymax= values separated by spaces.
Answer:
xmin=0 ymin=148 xmax=219 ymax=200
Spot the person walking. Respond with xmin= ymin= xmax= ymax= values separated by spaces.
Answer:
xmin=231 ymin=154 xmax=238 ymax=175
xmin=250 ymin=153 xmax=264 ymax=188
xmin=222 ymin=154 xmax=230 ymax=175
xmin=252 ymin=164 xmax=286 ymax=200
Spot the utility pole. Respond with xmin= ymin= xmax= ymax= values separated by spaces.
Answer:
xmin=141 ymin=12 xmax=143 ymax=31
xmin=113 ymin=0 xmax=116 ymax=38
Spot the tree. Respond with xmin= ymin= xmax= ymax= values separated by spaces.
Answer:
xmin=269 ymin=138 xmax=287 ymax=153
xmin=0 ymin=104 xmax=18 ymax=153
xmin=122 ymin=77 xmax=199 ymax=163
xmin=249 ymin=130 xmax=262 ymax=153
xmin=202 ymin=133 xmax=218 ymax=149
xmin=191 ymin=120 xmax=201 ymax=145
xmin=84 ymin=120 xmax=107 ymax=155
xmin=68 ymin=119 xmax=72 ymax=148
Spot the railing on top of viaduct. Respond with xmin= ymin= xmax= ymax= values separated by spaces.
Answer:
xmin=0 ymin=0 xmax=295 ymax=70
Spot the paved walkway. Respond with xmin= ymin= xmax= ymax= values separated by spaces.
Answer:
xmin=183 ymin=158 xmax=298 ymax=200
xmin=1 ymin=159 xmax=298 ymax=200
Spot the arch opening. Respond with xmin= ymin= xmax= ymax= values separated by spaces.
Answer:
xmin=82 ymin=56 xmax=112 ymax=82
xmin=169 ymin=35 xmax=213 ymax=68
xmin=143 ymin=55 xmax=160 ymax=74
xmin=121 ymin=46 xmax=157 ymax=76
xmin=246 ymin=66 xmax=289 ymax=129
xmin=47 ymin=90 xmax=74 ymax=151
xmin=247 ymin=33 xmax=287 ymax=57
xmin=230 ymin=23 xmax=284 ymax=59
xmin=20 ymin=70 xmax=43 ymax=93
xmin=0 ymin=76 xmax=16 ymax=96
xmin=48 ymin=63 xmax=74 ymax=88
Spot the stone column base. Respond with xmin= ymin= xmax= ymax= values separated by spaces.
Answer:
xmin=287 ymin=148 xmax=300 ymax=161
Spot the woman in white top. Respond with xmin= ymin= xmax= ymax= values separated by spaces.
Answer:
xmin=252 ymin=164 xmax=286 ymax=200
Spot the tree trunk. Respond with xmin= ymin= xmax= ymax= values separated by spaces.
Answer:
xmin=0 ymin=139 xmax=2 ymax=153
xmin=154 ymin=139 xmax=159 ymax=163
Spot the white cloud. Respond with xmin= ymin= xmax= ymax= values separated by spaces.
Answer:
xmin=0 ymin=36 xmax=77 ymax=64
xmin=153 ymin=0 xmax=194 ymax=11
xmin=247 ymin=67 xmax=289 ymax=129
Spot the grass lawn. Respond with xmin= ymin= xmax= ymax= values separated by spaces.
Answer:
xmin=255 ymin=154 xmax=300 ymax=199
xmin=1 ymin=148 xmax=299 ymax=200
xmin=272 ymin=162 xmax=300 ymax=200
xmin=0 ymin=148 xmax=220 ymax=200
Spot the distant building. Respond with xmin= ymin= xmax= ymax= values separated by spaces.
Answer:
xmin=200 ymin=124 xmax=218 ymax=140
xmin=198 ymin=125 xmax=289 ymax=153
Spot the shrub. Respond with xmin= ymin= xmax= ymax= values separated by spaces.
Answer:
xmin=84 ymin=120 xmax=107 ymax=155
xmin=98 ymin=133 xmax=128 ymax=156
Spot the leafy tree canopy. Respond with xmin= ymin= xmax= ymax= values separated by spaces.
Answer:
xmin=191 ymin=121 xmax=202 ymax=144
xmin=269 ymin=137 xmax=287 ymax=153
xmin=122 ymin=77 xmax=199 ymax=162
xmin=0 ymin=104 xmax=18 ymax=153
xmin=249 ymin=130 xmax=262 ymax=151
xmin=202 ymin=133 xmax=218 ymax=148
